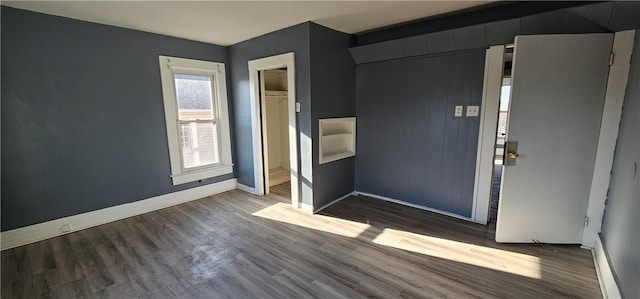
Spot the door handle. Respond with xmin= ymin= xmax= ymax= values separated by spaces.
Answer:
xmin=504 ymin=141 xmax=519 ymax=166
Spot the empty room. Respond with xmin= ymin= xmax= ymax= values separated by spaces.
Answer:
xmin=2 ymin=1 xmax=639 ymax=298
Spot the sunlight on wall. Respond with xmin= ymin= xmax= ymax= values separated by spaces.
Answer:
xmin=253 ymin=203 xmax=542 ymax=279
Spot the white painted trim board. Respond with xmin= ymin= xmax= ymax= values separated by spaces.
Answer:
xmin=472 ymin=45 xmax=505 ymax=225
xmin=1 ymin=179 xmax=237 ymax=250
xmin=355 ymin=191 xmax=479 ymax=223
xmin=592 ymin=235 xmax=622 ymax=299
xmin=314 ymin=192 xmax=356 ymax=213
xmin=582 ymin=30 xmax=635 ymax=248
xmin=237 ymin=183 xmax=258 ymax=194
xmin=248 ymin=53 xmax=299 ymax=209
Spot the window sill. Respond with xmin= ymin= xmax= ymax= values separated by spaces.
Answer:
xmin=171 ymin=164 xmax=233 ymax=185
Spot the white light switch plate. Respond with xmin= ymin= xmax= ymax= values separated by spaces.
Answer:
xmin=296 ymin=102 xmax=301 ymax=112
xmin=454 ymin=105 xmax=463 ymax=117
xmin=467 ymin=106 xmax=479 ymax=117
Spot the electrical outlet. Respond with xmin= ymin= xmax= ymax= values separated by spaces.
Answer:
xmin=454 ymin=105 xmax=463 ymax=117
xmin=466 ymin=105 xmax=479 ymax=117
xmin=61 ymin=224 xmax=71 ymax=232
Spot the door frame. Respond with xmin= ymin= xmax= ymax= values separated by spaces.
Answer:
xmin=582 ymin=30 xmax=635 ymax=247
xmin=472 ymin=31 xmax=635 ymax=246
xmin=248 ymin=53 xmax=299 ymax=208
xmin=471 ymin=45 xmax=505 ymax=224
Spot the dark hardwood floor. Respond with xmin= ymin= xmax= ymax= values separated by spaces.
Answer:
xmin=1 ymin=183 xmax=601 ymax=298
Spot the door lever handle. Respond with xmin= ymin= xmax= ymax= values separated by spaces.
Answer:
xmin=504 ymin=141 xmax=519 ymax=166
xmin=507 ymin=151 xmax=520 ymax=159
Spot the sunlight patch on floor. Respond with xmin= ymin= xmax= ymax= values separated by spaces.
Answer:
xmin=253 ymin=202 xmax=542 ymax=279
xmin=252 ymin=202 xmax=371 ymax=238
xmin=372 ymin=228 xmax=542 ymax=279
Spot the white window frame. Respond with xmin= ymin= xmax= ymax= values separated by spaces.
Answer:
xmin=158 ymin=55 xmax=233 ymax=185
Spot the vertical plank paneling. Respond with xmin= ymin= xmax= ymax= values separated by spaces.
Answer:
xmin=424 ymin=55 xmax=450 ymax=210
xmin=355 ymin=49 xmax=485 ymax=218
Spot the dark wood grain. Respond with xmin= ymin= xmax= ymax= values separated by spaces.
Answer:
xmin=2 ymin=183 xmax=601 ymax=298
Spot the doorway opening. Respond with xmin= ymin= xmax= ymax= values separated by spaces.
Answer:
xmin=260 ymin=69 xmax=291 ymax=201
xmin=248 ymin=53 xmax=299 ymax=208
xmin=489 ymin=46 xmax=513 ymax=223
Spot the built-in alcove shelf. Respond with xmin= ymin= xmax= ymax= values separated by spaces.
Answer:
xmin=319 ymin=117 xmax=356 ymax=164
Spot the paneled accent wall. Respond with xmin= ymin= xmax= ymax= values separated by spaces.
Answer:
xmin=350 ymin=2 xmax=640 ymax=64
xmin=354 ymin=49 xmax=485 ymax=218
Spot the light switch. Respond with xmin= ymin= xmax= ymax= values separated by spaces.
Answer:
xmin=454 ymin=105 xmax=463 ymax=117
xmin=467 ymin=106 xmax=479 ymax=117
xmin=296 ymin=102 xmax=301 ymax=112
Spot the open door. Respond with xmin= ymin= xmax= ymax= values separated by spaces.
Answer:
xmin=495 ymin=34 xmax=613 ymax=243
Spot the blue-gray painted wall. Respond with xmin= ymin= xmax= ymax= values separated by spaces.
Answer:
xmin=354 ymin=49 xmax=485 ymax=217
xmin=1 ymin=7 xmax=234 ymax=231
xmin=229 ymin=23 xmax=358 ymax=210
xmin=350 ymin=2 xmax=640 ymax=64
xmin=309 ymin=23 xmax=356 ymax=209
xmin=228 ymin=23 xmax=314 ymax=206
xmin=601 ymin=29 xmax=640 ymax=299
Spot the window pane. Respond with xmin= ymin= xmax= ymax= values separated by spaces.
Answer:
xmin=497 ymin=112 xmax=508 ymax=138
xmin=174 ymin=74 xmax=214 ymax=120
xmin=179 ymin=121 xmax=220 ymax=169
xmin=499 ymin=85 xmax=511 ymax=111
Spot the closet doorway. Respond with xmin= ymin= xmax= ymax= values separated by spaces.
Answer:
xmin=248 ymin=53 xmax=299 ymax=208
xmin=260 ymin=69 xmax=290 ymax=196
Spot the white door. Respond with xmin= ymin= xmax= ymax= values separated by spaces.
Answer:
xmin=495 ymin=34 xmax=613 ymax=243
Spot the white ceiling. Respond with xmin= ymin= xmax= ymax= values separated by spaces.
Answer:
xmin=2 ymin=1 xmax=493 ymax=46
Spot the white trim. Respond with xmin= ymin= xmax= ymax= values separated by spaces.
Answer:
xmin=300 ymin=203 xmax=314 ymax=214
xmin=355 ymin=191 xmax=478 ymax=223
xmin=258 ymin=71 xmax=272 ymax=194
xmin=472 ymin=45 xmax=505 ymax=224
xmin=582 ymin=30 xmax=635 ymax=248
xmin=248 ymin=53 xmax=299 ymax=209
xmin=592 ymin=235 xmax=622 ymax=299
xmin=1 ymin=179 xmax=237 ymax=250
xmin=314 ymin=192 xmax=356 ymax=213
xmin=236 ymin=183 xmax=258 ymax=194
xmin=158 ymin=56 xmax=234 ymax=185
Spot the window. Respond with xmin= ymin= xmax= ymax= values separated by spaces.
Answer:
xmin=497 ymin=82 xmax=511 ymax=138
xmin=159 ymin=56 xmax=233 ymax=185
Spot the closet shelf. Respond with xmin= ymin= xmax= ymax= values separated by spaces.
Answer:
xmin=322 ymin=151 xmax=355 ymax=163
xmin=265 ymin=90 xmax=288 ymax=97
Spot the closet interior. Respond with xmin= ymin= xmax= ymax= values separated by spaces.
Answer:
xmin=261 ymin=69 xmax=290 ymax=189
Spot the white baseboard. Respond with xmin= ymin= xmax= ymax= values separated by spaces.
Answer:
xmin=354 ymin=191 xmax=475 ymax=223
xmin=592 ymin=235 xmax=622 ymax=299
xmin=237 ymin=182 xmax=258 ymax=194
xmin=1 ymin=179 xmax=238 ymax=250
xmin=299 ymin=203 xmax=314 ymax=214
xmin=314 ymin=192 xmax=355 ymax=213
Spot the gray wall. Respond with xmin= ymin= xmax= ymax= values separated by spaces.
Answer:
xmin=228 ymin=23 xmax=314 ymax=206
xmin=354 ymin=49 xmax=485 ymax=217
xmin=350 ymin=2 xmax=640 ymax=64
xmin=1 ymin=7 xmax=233 ymax=231
xmin=601 ymin=30 xmax=640 ymax=299
xmin=309 ymin=23 xmax=356 ymax=209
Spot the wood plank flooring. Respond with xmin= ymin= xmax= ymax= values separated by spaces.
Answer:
xmin=1 ymin=184 xmax=601 ymax=298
